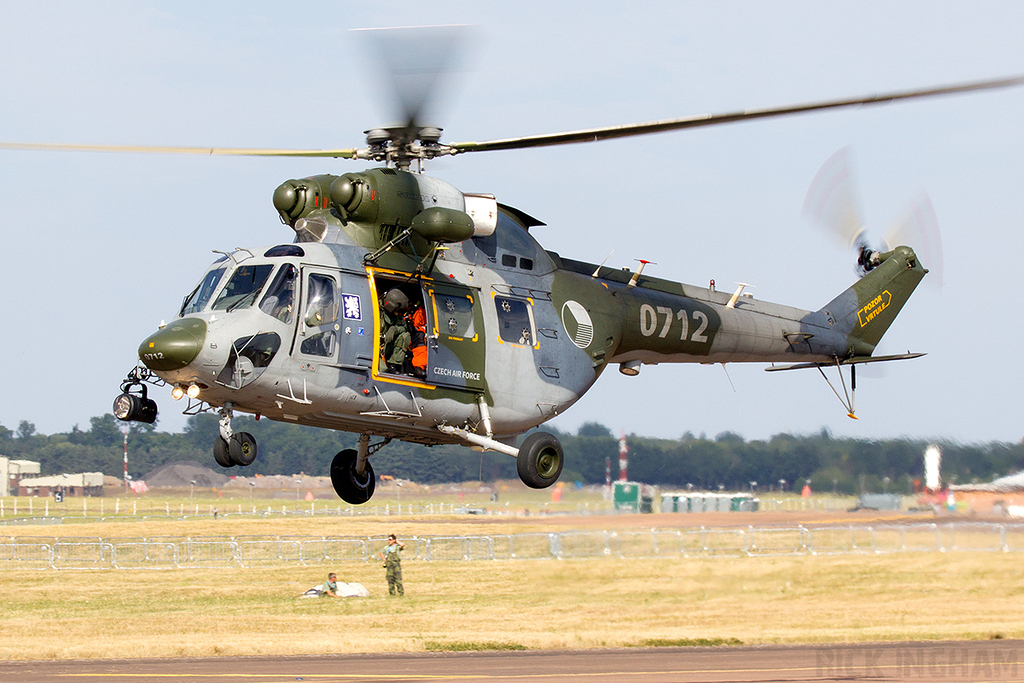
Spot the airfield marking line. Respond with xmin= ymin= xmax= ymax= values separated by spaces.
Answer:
xmin=56 ymin=676 xmax=480 ymax=680
xmin=53 ymin=661 xmax=990 ymax=678
xmin=789 ymin=515 xmax=919 ymax=526
xmin=53 ymin=657 xmax=1024 ymax=679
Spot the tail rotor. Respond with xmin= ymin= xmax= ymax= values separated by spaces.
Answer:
xmin=803 ymin=146 xmax=943 ymax=286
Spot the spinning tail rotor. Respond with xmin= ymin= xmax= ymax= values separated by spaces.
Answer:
xmin=803 ymin=146 xmax=943 ymax=286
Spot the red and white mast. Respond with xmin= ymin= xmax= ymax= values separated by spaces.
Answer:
xmin=123 ymin=429 xmax=129 ymax=492
xmin=618 ymin=431 xmax=628 ymax=481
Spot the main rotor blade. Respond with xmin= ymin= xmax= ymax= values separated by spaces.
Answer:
xmin=0 ymin=142 xmax=359 ymax=158
xmin=4 ymin=74 xmax=1019 ymax=161
xmin=450 ymin=74 xmax=1024 ymax=154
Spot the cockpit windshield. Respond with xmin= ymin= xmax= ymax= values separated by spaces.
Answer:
xmin=180 ymin=267 xmax=227 ymax=317
xmin=211 ymin=264 xmax=274 ymax=312
xmin=258 ymin=264 xmax=297 ymax=323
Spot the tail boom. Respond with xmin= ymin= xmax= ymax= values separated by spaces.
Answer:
xmin=599 ymin=246 xmax=925 ymax=368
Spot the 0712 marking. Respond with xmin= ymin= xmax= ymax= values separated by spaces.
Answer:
xmin=639 ymin=304 xmax=709 ymax=342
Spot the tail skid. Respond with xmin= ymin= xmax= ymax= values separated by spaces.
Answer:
xmin=767 ymin=352 xmax=925 ymax=418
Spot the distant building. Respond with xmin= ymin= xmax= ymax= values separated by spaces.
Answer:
xmin=17 ymin=473 xmax=105 ymax=498
xmin=948 ymin=471 xmax=1024 ymax=516
xmin=1 ymin=457 xmax=41 ymax=497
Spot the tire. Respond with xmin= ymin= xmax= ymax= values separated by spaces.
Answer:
xmin=330 ymin=448 xmax=376 ymax=504
xmin=516 ymin=431 xmax=564 ymax=489
xmin=213 ymin=436 xmax=233 ymax=468
xmin=228 ymin=432 xmax=258 ymax=467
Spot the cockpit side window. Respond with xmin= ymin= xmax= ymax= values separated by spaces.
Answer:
xmin=211 ymin=264 xmax=274 ymax=311
xmin=299 ymin=273 xmax=339 ymax=358
xmin=258 ymin=264 xmax=297 ymax=323
xmin=180 ymin=267 xmax=227 ymax=317
xmin=303 ymin=274 xmax=338 ymax=327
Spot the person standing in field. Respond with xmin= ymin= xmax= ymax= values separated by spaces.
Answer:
xmin=379 ymin=534 xmax=405 ymax=596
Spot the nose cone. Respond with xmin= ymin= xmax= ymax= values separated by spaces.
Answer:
xmin=138 ymin=318 xmax=207 ymax=371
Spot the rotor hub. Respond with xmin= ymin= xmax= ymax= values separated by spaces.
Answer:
xmin=360 ymin=125 xmax=455 ymax=169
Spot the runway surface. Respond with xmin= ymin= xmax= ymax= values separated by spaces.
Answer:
xmin=3 ymin=640 xmax=1022 ymax=682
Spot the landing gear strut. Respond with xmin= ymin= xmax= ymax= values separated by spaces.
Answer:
xmin=212 ymin=403 xmax=258 ymax=468
xmin=436 ymin=404 xmax=565 ymax=490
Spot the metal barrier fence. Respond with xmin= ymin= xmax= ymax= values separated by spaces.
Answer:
xmin=0 ymin=496 xmax=865 ymax=527
xmin=3 ymin=522 xmax=1024 ymax=570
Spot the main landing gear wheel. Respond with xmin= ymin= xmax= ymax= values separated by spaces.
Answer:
xmin=214 ymin=432 xmax=258 ymax=467
xmin=516 ymin=431 xmax=564 ymax=489
xmin=331 ymin=449 xmax=376 ymax=505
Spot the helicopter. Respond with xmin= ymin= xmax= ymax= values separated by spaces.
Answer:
xmin=9 ymin=48 xmax=1019 ymax=503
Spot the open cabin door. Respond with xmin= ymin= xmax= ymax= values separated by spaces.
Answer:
xmin=369 ymin=272 xmax=485 ymax=392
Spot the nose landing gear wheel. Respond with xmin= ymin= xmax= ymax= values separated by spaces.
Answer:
xmin=213 ymin=437 xmax=232 ymax=468
xmin=330 ymin=449 xmax=376 ymax=504
xmin=517 ymin=431 xmax=564 ymax=489
xmin=228 ymin=432 xmax=257 ymax=466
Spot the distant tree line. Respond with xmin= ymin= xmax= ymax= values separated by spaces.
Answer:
xmin=1 ymin=416 xmax=1022 ymax=494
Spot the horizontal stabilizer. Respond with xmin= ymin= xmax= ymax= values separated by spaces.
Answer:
xmin=765 ymin=352 xmax=925 ymax=373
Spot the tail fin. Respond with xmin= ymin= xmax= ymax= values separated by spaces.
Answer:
xmin=820 ymin=246 xmax=927 ymax=355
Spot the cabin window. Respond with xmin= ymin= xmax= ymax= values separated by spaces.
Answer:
xmin=519 ymin=257 xmax=534 ymax=270
xmin=434 ymin=292 xmax=476 ymax=339
xmin=211 ymin=264 xmax=274 ymax=311
xmin=501 ymin=254 xmax=517 ymax=267
xmin=495 ymin=296 xmax=535 ymax=346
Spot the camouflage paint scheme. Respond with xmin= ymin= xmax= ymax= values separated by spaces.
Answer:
xmin=137 ymin=168 xmax=925 ymax=495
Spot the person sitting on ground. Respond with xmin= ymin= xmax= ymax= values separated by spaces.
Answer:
xmin=319 ymin=572 xmax=339 ymax=598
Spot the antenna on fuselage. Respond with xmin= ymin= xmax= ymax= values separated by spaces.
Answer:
xmin=591 ymin=250 xmax=615 ymax=278
xmin=628 ymin=259 xmax=655 ymax=287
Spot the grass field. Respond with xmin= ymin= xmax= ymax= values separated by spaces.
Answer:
xmin=1 ymin=510 xmax=1022 ymax=661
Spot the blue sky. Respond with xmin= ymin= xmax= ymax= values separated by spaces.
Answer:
xmin=1 ymin=1 xmax=1022 ymax=444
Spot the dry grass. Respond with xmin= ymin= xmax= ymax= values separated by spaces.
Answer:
xmin=1 ymin=510 xmax=1023 ymax=660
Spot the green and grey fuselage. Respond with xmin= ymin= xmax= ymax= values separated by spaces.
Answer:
xmin=139 ymin=167 xmax=926 ymax=448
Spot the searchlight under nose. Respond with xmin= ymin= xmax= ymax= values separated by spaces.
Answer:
xmin=138 ymin=318 xmax=207 ymax=371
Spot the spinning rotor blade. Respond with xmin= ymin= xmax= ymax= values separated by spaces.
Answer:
xmin=802 ymin=145 xmax=866 ymax=251
xmin=449 ymin=74 xmax=1024 ymax=154
xmin=883 ymin=191 xmax=943 ymax=288
xmin=354 ymin=25 xmax=470 ymax=130
xmin=1 ymin=74 xmax=1019 ymax=162
xmin=0 ymin=141 xmax=359 ymax=157
xmin=803 ymin=146 xmax=944 ymax=286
